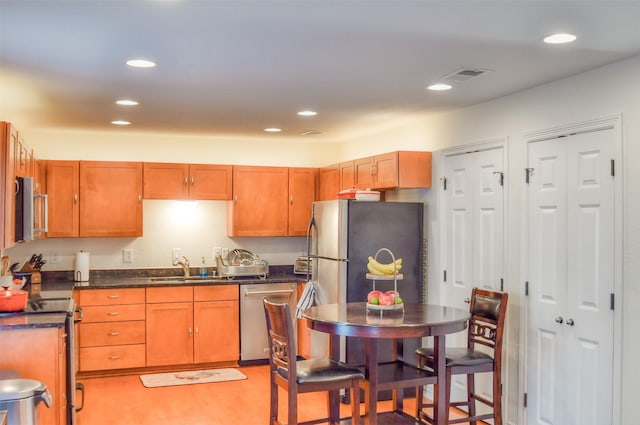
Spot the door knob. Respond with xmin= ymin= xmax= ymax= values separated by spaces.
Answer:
xmin=555 ymin=316 xmax=563 ymax=324
xmin=566 ymin=318 xmax=575 ymax=326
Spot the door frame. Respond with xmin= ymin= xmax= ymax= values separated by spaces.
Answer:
xmin=520 ymin=114 xmax=623 ymax=425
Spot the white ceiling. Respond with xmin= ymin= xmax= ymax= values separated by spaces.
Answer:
xmin=2 ymin=0 xmax=640 ymax=142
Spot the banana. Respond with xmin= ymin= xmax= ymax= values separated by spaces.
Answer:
xmin=367 ymin=256 xmax=403 ymax=274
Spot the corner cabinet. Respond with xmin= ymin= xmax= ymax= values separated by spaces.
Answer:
xmin=46 ymin=160 xmax=143 ymax=237
xmin=228 ymin=166 xmax=316 ymax=237
xmin=143 ymin=162 xmax=232 ymax=200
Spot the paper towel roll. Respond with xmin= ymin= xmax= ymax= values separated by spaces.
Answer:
xmin=74 ymin=251 xmax=90 ymax=282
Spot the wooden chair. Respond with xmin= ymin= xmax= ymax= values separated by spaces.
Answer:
xmin=414 ymin=288 xmax=508 ymax=425
xmin=263 ymin=298 xmax=363 ymax=425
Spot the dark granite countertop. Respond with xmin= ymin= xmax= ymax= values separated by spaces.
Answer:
xmin=0 ymin=313 xmax=67 ymax=330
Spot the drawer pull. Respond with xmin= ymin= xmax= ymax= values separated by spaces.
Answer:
xmin=107 ymin=312 xmax=120 ymax=316
xmin=108 ymin=332 xmax=120 ymax=336
xmin=107 ymin=295 xmax=119 ymax=299
xmin=109 ymin=355 xmax=120 ymax=360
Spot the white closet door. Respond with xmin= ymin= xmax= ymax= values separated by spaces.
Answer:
xmin=441 ymin=146 xmax=504 ymax=404
xmin=526 ymin=129 xmax=614 ymax=425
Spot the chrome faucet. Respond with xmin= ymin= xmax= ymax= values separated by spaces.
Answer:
xmin=173 ymin=256 xmax=190 ymax=277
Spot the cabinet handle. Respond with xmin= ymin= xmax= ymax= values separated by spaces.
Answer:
xmin=464 ymin=298 xmax=471 ymax=304
xmin=191 ymin=176 xmax=195 ymax=185
xmin=188 ymin=327 xmax=192 ymax=336
xmin=138 ymin=194 xmax=142 ymax=202
xmin=74 ymin=194 xmax=78 ymax=203
xmin=107 ymin=311 xmax=120 ymax=316
xmin=107 ymin=295 xmax=119 ymax=299
xmin=555 ymin=316 xmax=564 ymax=324
xmin=108 ymin=332 xmax=120 ymax=336
xmin=566 ymin=318 xmax=575 ymax=326
xmin=108 ymin=355 xmax=120 ymax=360
xmin=184 ymin=177 xmax=188 ymax=185
xmin=290 ymin=196 xmax=294 ymax=205
xmin=195 ymin=327 xmax=199 ymax=335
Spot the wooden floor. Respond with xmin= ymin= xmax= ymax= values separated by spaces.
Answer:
xmin=75 ymin=364 xmax=481 ymax=425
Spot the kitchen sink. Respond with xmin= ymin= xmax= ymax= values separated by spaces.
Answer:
xmin=147 ymin=276 xmax=226 ymax=284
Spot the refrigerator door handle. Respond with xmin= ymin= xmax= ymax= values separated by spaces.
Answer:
xmin=308 ymin=254 xmax=349 ymax=262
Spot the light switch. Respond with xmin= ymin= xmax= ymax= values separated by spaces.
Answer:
xmin=123 ymin=249 xmax=133 ymax=263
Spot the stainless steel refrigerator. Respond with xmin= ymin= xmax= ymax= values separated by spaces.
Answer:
xmin=306 ymin=199 xmax=425 ymax=371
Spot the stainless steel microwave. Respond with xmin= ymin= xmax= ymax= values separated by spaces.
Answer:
xmin=15 ymin=176 xmax=48 ymax=242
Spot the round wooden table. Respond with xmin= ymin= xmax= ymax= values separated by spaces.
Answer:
xmin=304 ymin=302 xmax=470 ymax=425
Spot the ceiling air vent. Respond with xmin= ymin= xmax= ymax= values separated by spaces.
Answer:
xmin=301 ymin=130 xmax=325 ymax=136
xmin=442 ymin=68 xmax=491 ymax=82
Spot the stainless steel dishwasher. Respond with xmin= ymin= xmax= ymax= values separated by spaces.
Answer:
xmin=240 ymin=282 xmax=297 ymax=363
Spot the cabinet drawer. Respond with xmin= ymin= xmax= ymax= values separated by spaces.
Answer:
xmin=194 ymin=285 xmax=238 ymax=302
xmin=147 ymin=286 xmax=193 ymax=303
xmin=79 ymin=344 xmax=146 ymax=371
xmin=79 ymin=288 xmax=145 ymax=306
xmin=81 ymin=304 xmax=145 ymax=323
xmin=79 ymin=321 xmax=145 ymax=347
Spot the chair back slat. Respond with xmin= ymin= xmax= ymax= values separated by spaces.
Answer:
xmin=263 ymin=298 xmax=297 ymax=379
xmin=468 ymin=288 xmax=508 ymax=354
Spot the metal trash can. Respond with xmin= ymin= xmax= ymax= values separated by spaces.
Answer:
xmin=0 ymin=379 xmax=52 ymax=425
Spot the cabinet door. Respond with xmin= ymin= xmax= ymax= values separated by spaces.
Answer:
xmin=228 ymin=166 xmax=288 ymax=236
xmin=146 ymin=302 xmax=194 ymax=366
xmin=354 ymin=156 xmax=374 ymax=189
xmin=143 ymin=162 xmax=189 ymax=199
xmin=339 ymin=161 xmax=355 ymax=191
xmin=189 ymin=164 xmax=233 ymax=200
xmin=288 ymin=167 xmax=316 ymax=236
xmin=1 ymin=123 xmax=18 ymax=248
xmin=194 ymin=300 xmax=239 ymax=363
xmin=46 ymin=160 xmax=80 ymax=237
xmin=15 ymin=134 xmax=30 ymax=177
xmin=372 ymin=151 xmax=398 ymax=189
xmin=79 ymin=161 xmax=143 ymax=237
xmin=318 ymin=164 xmax=339 ymax=201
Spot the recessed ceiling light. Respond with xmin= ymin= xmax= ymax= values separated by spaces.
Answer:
xmin=543 ymin=33 xmax=577 ymax=44
xmin=427 ymin=83 xmax=452 ymax=91
xmin=297 ymin=110 xmax=317 ymax=117
xmin=264 ymin=127 xmax=282 ymax=133
xmin=111 ymin=120 xmax=131 ymax=126
xmin=115 ymin=99 xmax=139 ymax=106
xmin=126 ymin=59 xmax=157 ymax=68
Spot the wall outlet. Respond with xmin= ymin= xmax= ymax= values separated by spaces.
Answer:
xmin=172 ymin=248 xmax=182 ymax=261
xmin=213 ymin=247 xmax=222 ymax=258
xmin=221 ymin=247 xmax=229 ymax=258
xmin=122 ymin=248 xmax=133 ymax=263
xmin=49 ymin=251 xmax=59 ymax=264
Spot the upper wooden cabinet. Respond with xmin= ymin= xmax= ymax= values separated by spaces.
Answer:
xmin=355 ymin=151 xmax=432 ymax=190
xmin=1 ymin=122 xmax=18 ymax=248
xmin=47 ymin=160 xmax=143 ymax=237
xmin=318 ymin=164 xmax=339 ymax=201
xmin=227 ymin=166 xmax=316 ymax=237
xmin=288 ymin=167 xmax=317 ymax=236
xmin=227 ymin=166 xmax=289 ymax=237
xmin=143 ymin=162 xmax=232 ymax=200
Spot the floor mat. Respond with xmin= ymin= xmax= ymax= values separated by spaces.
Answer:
xmin=139 ymin=368 xmax=247 ymax=388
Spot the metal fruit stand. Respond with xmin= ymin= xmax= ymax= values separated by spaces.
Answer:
xmin=366 ymin=248 xmax=404 ymax=312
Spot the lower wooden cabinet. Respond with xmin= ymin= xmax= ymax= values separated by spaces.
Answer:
xmin=78 ymin=288 xmax=146 ymax=372
xmin=0 ymin=327 xmax=67 ymax=425
xmin=146 ymin=285 xmax=239 ymax=366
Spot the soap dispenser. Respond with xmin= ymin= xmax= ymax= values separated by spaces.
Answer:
xmin=199 ymin=257 xmax=207 ymax=278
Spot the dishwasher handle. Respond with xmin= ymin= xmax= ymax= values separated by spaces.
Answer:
xmin=244 ymin=288 xmax=295 ymax=297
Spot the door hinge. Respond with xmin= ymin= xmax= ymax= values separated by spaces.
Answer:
xmin=525 ymin=281 xmax=529 ymax=296
xmin=441 ymin=177 xmax=447 ymax=190
xmin=523 ymin=392 xmax=528 ymax=408
xmin=500 ymin=278 xmax=504 ymax=292
xmin=611 ymin=159 xmax=615 ymax=177
xmin=493 ymin=171 xmax=504 ymax=186
xmin=443 ymin=270 xmax=447 ymax=282
xmin=525 ymin=168 xmax=534 ymax=184
xmin=610 ymin=293 xmax=615 ymax=310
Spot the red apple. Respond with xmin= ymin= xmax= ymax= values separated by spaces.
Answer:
xmin=378 ymin=292 xmax=394 ymax=306
xmin=385 ymin=290 xmax=399 ymax=301
xmin=367 ymin=290 xmax=382 ymax=304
